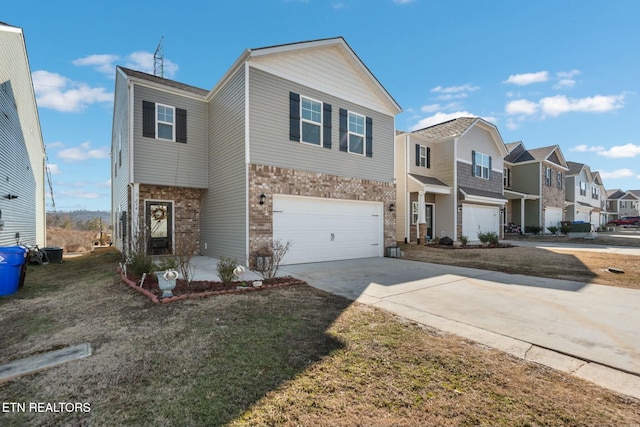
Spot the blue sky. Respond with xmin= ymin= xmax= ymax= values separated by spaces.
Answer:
xmin=5 ymin=0 xmax=640 ymax=211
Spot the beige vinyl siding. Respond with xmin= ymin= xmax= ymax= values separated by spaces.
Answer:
xmin=248 ymin=67 xmax=395 ymax=183
xmin=200 ymin=67 xmax=247 ymax=261
xmin=132 ymin=84 xmax=208 ymax=188
xmin=394 ymin=134 xmax=407 ymax=241
xmin=111 ymin=71 xmax=130 ymax=252
xmin=0 ymin=25 xmax=45 ymax=246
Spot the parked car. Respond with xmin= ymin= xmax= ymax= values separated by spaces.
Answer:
xmin=607 ymin=216 xmax=640 ymax=226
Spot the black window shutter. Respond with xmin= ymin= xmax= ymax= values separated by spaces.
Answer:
xmin=415 ymin=144 xmax=420 ymax=167
xmin=289 ymin=92 xmax=300 ymax=142
xmin=143 ymin=101 xmax=155 ymax=138
xmin=471 ymin=150 xmax=476 ymax=176
xmin=323 ymin=103 xmax=332 ymax=149
xmin=365 ymin=117 xmax=373 ymax=158
xmin=427 ymin=147 xmax=431 ymax=168
xmin=176 ymin=108 xmax=187 ymax=143
xmin=488 ymin=156 xmax=492 ymax=179
xmin=339 ymin=108 xmax=348 ymax=152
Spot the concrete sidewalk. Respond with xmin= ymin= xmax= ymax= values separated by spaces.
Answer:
xmin=505 ymin=239 xmax=640 ymax=255
xmin=280 ymin=257 xmax=640 ymax=399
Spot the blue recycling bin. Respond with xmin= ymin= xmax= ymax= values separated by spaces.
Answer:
xmin=0 ymin=246 xmax=28 ymax=296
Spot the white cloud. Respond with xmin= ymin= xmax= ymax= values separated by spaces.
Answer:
xmin=504 ymin=71 xmax=549 ymax=86
xmin=72 ymin=54 xmax=119 ymax=75
xmin=505 ymin=99 xmax=538 ymax=116
xmin=598 ymin=143 xmax=640 ymax=158
xmin=58 ymin=142 xmax=109 ymax=162
xmin=46 ymin=163 xmax=61 ymax=175
xmin=96 ymin=179 xmax=112 ymax=188
xmin=540 ymin=94 xmax=624 ymax=116
xmin=420 ymin=104 xmax=442 ymax=113
xmin=46 ymin=141 xmax=64 ymax=149
xmin=570 ymin=144 xmax=605 ymax=153
xmin=410 ymin=111 xmax=496 ymax=131
xmin=32 ymin=70 xmax=112 ymax=112
xmin=125 ymin=51 xmax=179 ymax=78
xmin=600 ymin=169 xmax=637 ymax=179
xmin=554 ymin=69 xmax=581 ymax=89
xmin=58 ymin=190 xmax=101 ymax=199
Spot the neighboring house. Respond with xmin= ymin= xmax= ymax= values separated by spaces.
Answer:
xmin=606 ymin=189 xmax=640 ymax=220
xmin=565 ymin=161 xmax=608 ymax=226
xmin=112 ymin=37 xmax=401 ymax=266
xmin=503 ymin=142 xmax=568 ymax=232
xmin=0 ymin=22 xmax=46 ymax=247
xmin=395 ymin=117 xmax=507 ymax=243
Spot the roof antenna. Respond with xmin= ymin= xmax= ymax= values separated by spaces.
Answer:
xmin=153 ymin=36 xmax=164 ymax=78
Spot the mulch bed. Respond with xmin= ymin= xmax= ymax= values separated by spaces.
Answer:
xmin=424 ymin=243 xmax=513 ymax=249
xmin=118 ymin=269 xmax=306 ymax=304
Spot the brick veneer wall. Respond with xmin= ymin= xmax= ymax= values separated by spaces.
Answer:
xmin=137 ymin=184 xmax=203 ymax=254
xmin=248 ymin=164 xmax=395 ymax=266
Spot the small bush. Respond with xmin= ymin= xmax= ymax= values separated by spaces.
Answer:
xmin=547 ymin=226 xmax=558 ymax=235
xmin=255 ymin=239 xmax=292 ymax=281
xmin=127 ymin=251 xmax=155 ymax=277
xmin=477 ymin=231 xmax=499 ymax=245
xmin=525 ymin=226 xmax=543 ymax=235
xmin=458 ymin=234 xmax=469 ymax=246
xmin=217 ymin=257 xmax=239 ymax=284
xmin=560 ymin=224 xmax=571 ymax=235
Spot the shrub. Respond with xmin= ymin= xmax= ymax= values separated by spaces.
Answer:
xmin=525 ymin=226 xmax=543 ymax=235
xmin=458 ymin=234 xmax=469 ymax=246
xmin=547 ymin=226 xmax=558 ymax=235
xmin=127 ymin=251 xmax=155 ymax=278
xmin=217 ymin=257 xmax=239 ymax=284
xmin=560 ymin=224 xmax=571 ymax=235
xmin=255 ymin=239 xmax=292 ymax=281
xmin=477 ymin=231 xmax=499 ymax=245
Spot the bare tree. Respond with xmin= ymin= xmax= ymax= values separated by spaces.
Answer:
xmin=255 ymin=239 xmax=292 ymax=281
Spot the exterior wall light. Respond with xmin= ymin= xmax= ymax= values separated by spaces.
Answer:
xmin=259 ymin=193 xmax=266 ymax=205
xmin=389 ymin=203 xmax=395 ymax=212
xmin=4 ymin=194 xmax=18 ymax=200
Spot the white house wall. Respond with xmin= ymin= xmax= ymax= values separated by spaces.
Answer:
xmin=0 ymin=24 xmax=45 ymax=246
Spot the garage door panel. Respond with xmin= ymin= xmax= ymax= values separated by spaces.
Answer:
xmin=545 ymin=207 xmax=562 ymax=229
xmin=273 ymin=195 xmax=382 ymax=265
xmin=462 ymin=205 xmax=499 ymax=239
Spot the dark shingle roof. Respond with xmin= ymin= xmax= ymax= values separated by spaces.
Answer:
xmin=118 ymin=66 xmax=209 ymax=97
xmin=566 ymin=161 xmax=586 ymax=176
xmin=411 ymin=117 xmax=478 ymax=141
xmin=459 ymin=186 xmax=506 ymax=201
xmin=409 ymin=174 xmax=449 ymax=187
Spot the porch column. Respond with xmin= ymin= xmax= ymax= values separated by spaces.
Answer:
xmin=520 ymin=196 xmax=525 ymax=230
xmin=417 ymin=191 xmax=425 ymax=243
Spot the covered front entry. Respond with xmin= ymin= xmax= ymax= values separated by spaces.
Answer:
xmin=273 ymin=195 xmax=383 ymax=265
xmin=146 ymin=200 xmax=173 ymax=255
xmin=462 ymin=204 xmax=499 ymax=240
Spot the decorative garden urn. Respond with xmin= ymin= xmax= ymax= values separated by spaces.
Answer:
xmin=157 ymin=270 xmax=179 ymax=298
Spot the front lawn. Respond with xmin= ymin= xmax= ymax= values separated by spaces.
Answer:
xmin=0 ymin=248 xmax=638 ymax=426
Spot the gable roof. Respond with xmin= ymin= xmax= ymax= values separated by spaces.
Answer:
xmin=117 ymin=66 xmax=209 ymax=97
xmin=212 ymin=37 xmax=401 ymax=114
xmin=507 ymin=144 xmax=568 ymax=169
xmin=629 ymin=190 xmax=640 ymax=198
xmin=566 ymin=161 xmax=587 ymax=176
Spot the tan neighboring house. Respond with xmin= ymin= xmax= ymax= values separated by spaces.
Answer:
xmin=503 ymin=142 xmax=568 ymax=232
xmin=606 ymin=189 xmax=640 ymax=220
xmin=111 ymin=37 xmax=401 ymax=266
xmin=565 ymin=161 xmax=608 ymax=227
xmin=395 ymin=117 xmax=507 ymax=243
xmin=0 ymin=22 xmax=46 ymax=247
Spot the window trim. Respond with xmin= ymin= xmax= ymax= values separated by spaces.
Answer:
xmin=347 ymin=111 xmax=366 ymax=155
xmin=545 ymin=167 xmax=552 ymax=186
xmin=300 ymin=95 xmax=323 ymax=147
xmin=411 ymin=201 xmax=419 ymax=225
xmin=473 ymin=151 xmax=491 ymax=179
xmin=556 ymin=171 xmax=563 ymax=189
xmin=156 ymin=103 xmax=175 ymax=141
xmin=579 ymin=181 xmax=587 ymax=196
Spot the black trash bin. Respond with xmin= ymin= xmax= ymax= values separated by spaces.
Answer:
xmin=42 ymin=247 xmax=64 ymax=263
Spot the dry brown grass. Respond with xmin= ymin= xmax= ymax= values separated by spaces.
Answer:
xmin=1 ymin=249 xmax=639 ymax=426
xmin=45 ymin=227 xmax=97 ymax=253
xmin=401 ymin=239 xmax=640 ymax=290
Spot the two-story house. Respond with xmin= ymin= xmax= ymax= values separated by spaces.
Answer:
xmin=395 ymin=117 xmax=507 ymax=243
xmin=565 ymin=161 xmax=608 ymax=226
xmin=112 ymin=37 xmax=401 ymax=266
xmin=606 ymin=189 xmax=640 ymax=220
xmin=0 ymin=22 xmax=46 ymax=247
xmin=503 ymin=142 xmax=568 ymax=232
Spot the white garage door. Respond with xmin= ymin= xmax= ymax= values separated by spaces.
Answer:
xmin=462 ymin=205 xmax=499 ymax=240
xmin=545 ymin=207 xmax=562 ymax=230
xmin=273 ymin=195 xmax=383 ymax=265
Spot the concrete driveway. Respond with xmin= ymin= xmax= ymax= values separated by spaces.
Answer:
xmin=280 ymin=257 xmax=640 ymax=399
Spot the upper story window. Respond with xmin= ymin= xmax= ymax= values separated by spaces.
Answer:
xmin=545 ymin=167 xmax=552 ymax=186
xmin=503 ymin=167 xmax=510 ymax=187
xmin=348 ymin=112 xmax=365 ymax=155
xmin=301 ymin=96 xmax=322 ymax=146
xmin=142 ymin=101 xmax=187 ymax=143
xmin=592 ymin=186 xmax=600 ymax=200
xmin=579 ymin=181 xmax=587 ymax=196
xmin=556 ymin=171 xmax=563 ymax=189
xmin=156 ymin=104 xmax=175 ymax=140
xmin=416 ymin=144 xmax=431 ymax=168
xmin=472 ymin=151 xmax=491 ymax=179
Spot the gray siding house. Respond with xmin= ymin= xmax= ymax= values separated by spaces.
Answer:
xmin=395 ymin=117 xmax=507 ymax=243
xmin=0 ymin=22 xmax=46 ymax=247
xmin=111 ymin=37 xmax=401 ymax=266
